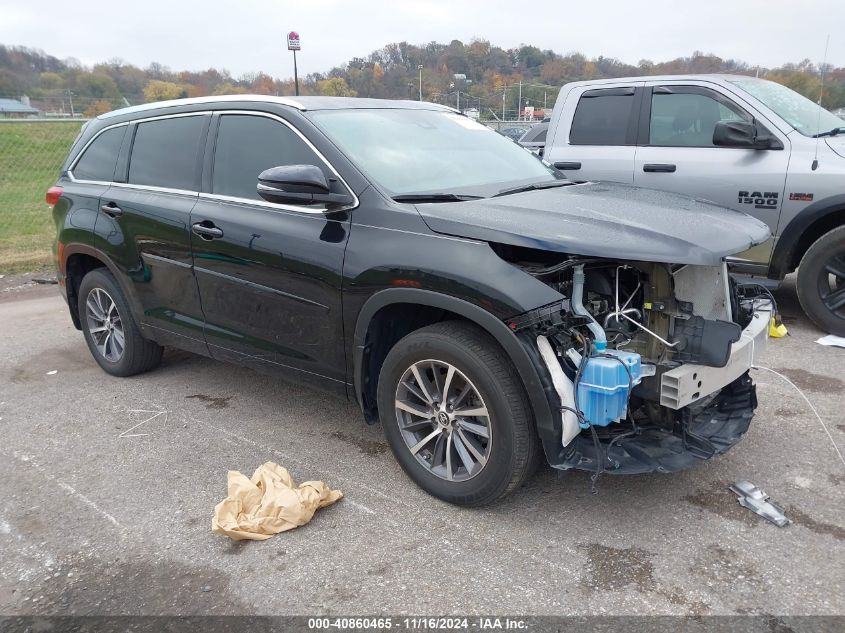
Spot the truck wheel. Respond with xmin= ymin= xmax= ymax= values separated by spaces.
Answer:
xmin=377 ymin=321 xmax=541 ymax=506
xmin=78 ymin=268 xmax=163 ymax=376
xmin=797 ymin=225 xmax=845 ymax=336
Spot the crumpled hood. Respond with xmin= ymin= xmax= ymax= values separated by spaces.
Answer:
xmin=416 ymin=182 xmax=770 ymax=265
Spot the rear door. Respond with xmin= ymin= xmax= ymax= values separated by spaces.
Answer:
xmin=93 ymin=112 xmax=210 ymax=353
xmin=189 ymin=111 xmax=352 ymax=393
xmin=66 ymin=122 xmax=128 ymax=248
xmin=544 ymin=83 xmax=643 ymax=183
xmin=633 ymin=83 xmax=790 ymax=266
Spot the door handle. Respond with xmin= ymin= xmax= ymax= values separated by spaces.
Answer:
xmin=643 ymin=163 xmax=677 ymax=173
xmin=554 ymin=161 xmax=581 ymax=170
xmin=192 ymin=222 xmax=224 ymax=240
xmin=100 ymin=203 xmax=123 ymax=217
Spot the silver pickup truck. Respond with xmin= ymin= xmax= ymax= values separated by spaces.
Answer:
xmin=543 ymin=75 xmax=845 ymax=335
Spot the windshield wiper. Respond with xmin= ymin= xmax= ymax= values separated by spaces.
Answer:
xmin=392 ymin=193 xmax=484 ymax=203
xmin=493 ymin=181 xmax=570 ymax=198
xmin=812 ymin=127 xmax=845 ymax=138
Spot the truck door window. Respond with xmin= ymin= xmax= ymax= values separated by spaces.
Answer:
xmin=569 ymin=89 xmax=636 ymax=146
xmin=649 ymin=88 xmax=749 ymax=147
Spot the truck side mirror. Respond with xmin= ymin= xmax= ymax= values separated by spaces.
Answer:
xmin=713 ymin=120 xmax=782 ymax=150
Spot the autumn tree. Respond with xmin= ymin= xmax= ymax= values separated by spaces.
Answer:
xmin=75 ymin=72 xmax=121 ymax=101
xmin=318 ymin=77 xmax=356 ymax=97
xmin=83 ymin=99 xmax=114 ymax=117
xmin=143 ymin=79 xmax=186 ymax=102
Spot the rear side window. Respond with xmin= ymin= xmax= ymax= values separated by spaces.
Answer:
xmin=570 ymin=90 xmax=636 ymax=146
xmin=649 ymin=89 xmax=749 ymax=147
xmin=128 ymin=116 xmax=206 ymax=190
xmin=72 ymin=126 xmax=126 ymax=182
xmin=212 ymin=114 xmax=325 ymax=201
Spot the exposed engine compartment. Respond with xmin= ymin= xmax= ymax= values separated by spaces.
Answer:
xmin=493 ymin=243 xmax=772 ymax=477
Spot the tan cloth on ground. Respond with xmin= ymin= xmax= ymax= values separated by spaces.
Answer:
xmin=212 ymin=462 xmax=343 ymax=541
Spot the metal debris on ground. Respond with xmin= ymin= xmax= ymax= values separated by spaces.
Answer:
xmin=730 ymin=480 xmax=791 ymax=527
xmin=816 ymin=334 xmax=845 ymax=348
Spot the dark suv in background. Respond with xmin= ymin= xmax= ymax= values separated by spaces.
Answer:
xmin=50 ymin=96 xmax=772 ymax=505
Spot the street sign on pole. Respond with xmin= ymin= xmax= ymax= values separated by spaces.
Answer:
xmin=286 ymin=31 xmax=301 ymax=51
xmin=286 ymin=31 xmax=301 ymax=96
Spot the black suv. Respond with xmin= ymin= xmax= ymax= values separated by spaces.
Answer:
xmin=51 ymin=96 xmax=773 ymax=505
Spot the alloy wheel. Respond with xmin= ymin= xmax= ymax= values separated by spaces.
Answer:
xmin=394 ymin=359 xmax=492 ymax=482
xmin=818 ymin=253 xmax=845 ymax=319
xmin=85 ymin=288 xmax=125 ymax=362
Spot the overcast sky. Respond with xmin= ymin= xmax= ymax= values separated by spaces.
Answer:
xmin=2 ymin=0 xmax=842 ymax=78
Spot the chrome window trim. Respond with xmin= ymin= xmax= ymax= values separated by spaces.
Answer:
xmin=110 ymin=182 xmax=199 ymax=197
xmin=198 ymin=192 xmax=327 ymax=215
xmin=204 ymin=109 xmax=359 ymax=215
xmin=67 ymin=176 xmax=199 ymax=198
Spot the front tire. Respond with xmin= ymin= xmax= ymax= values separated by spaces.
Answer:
xmin=78 ymin=268 xmax=163 ymax=376
xmin=377 ymin=321 xmax=540 ymax=506
xmin=797 ymin=225 xmax=845 ymax=336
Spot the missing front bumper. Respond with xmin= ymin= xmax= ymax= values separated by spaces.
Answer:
xmin=660 ymin=301 xmax=771 ymax=410
xmin=553 ymin=373 xmax=757 ymax=475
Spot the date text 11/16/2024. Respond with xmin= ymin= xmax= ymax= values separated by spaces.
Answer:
xmin=307 ymin=617 xmax=529 ymax=630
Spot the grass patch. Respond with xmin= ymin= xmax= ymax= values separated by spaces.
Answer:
xmin=0 ymin=120 xmax=84 ymax=273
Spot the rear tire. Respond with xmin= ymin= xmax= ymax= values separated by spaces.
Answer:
xmin=78 ymin=268 xmax=163 ymax=376
xmin=796 ymin=225 xmax=845 ymax=336
xmin=377 ymin=321 xmax=541 ymax=506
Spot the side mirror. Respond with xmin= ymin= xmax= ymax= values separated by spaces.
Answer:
xmin=257 ymin=164 xmax=354 ymax=208
xmin=713 ymin=120 xmax=782 ymax=150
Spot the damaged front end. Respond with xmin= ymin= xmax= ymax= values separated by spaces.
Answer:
xmin=500 ymin=246 xmax=772 ymax=475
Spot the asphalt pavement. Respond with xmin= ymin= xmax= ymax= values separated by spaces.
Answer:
xmin=0 ymin=274 xmax=842 ymax=616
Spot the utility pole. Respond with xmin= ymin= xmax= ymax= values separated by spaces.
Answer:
xmin=67 ymin=89 xmax=75 ymax=117
xmin=518 ymin=81 xmax=522 ymax=120
xmin=453 ymin=74 xmax=466 ymax=113
xmin=286 ymin=31 xmax=301 ymax=96
xmin=502 ymin=86 xmax=506 ymax=121
xmin=293 ymin=50 xmax=299 ymax=96
xmin=418 ymin=65 xmax=423 ymax=101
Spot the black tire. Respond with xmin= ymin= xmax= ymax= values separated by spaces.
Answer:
xmin=376 ymin=321 xmax=541 ymax=506
xmin=797 ymin=225 xmax=845 ymax=336
xmin=78 ymin=268 xmax=163 ymax=376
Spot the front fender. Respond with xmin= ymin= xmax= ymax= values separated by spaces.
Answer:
xmin=351 ymin=287 xmax=562 ymax=458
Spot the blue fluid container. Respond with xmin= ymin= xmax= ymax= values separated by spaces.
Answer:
xmin=576 ymin=349 xmax=642 ymax=428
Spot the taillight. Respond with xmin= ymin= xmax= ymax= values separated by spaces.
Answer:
xmin=46 ymin=186 xmax=63 ymax=207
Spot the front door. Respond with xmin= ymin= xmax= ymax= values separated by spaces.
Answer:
xmin=545 ymin=84 xmax=643 ymax=183
xmin=633 ymin=84 xmax=791 ymax=267
xmin=190 ymin=112 xmax=351 ymax=393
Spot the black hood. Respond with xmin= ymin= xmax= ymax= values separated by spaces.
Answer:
xmin=415 ymin=182 xmax=770 ymax=265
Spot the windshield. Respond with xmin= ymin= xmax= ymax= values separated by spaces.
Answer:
xmin=728 ymin=78 xmax=843 ymax=136
xmin=309 ymin=108 xmax=556 ymax=197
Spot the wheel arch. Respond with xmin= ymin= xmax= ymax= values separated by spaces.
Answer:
xmin=770 ymin=195 xmax=845 ymax=279
xmin=352 ymin=288 xmax=557 ymax=447
xmin=61 ymin=244 xmax=141 ymax=330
